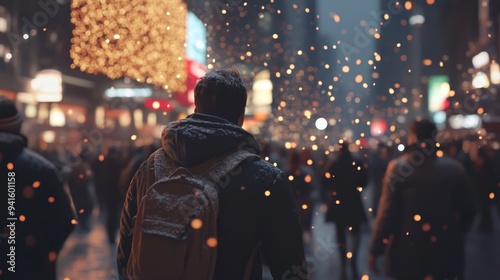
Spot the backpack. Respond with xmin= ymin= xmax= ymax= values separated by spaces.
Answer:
xmin=126 ymin=149 xmax=259 ymax=280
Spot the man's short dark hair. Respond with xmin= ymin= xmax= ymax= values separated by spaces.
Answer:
xmin=410 ymin=119 xmax=437 ymax=142
xmin=194 ymin=69 xmax=247 ymax=124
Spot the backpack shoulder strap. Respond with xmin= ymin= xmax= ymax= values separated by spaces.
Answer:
xmin=152 ymin=148 xmax=180 ymax=181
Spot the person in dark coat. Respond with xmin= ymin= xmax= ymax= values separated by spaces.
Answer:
xmin=285 ymin=149 xmax=314 ymax=235
xmin=118 ymin=144 xmax=157 ymax=199
xmin=67 ymin=148 xmax=95 ymax=233
xmin=324 ymin=142 xmax=368 ymax=279
xmin=0 ymin=96 xmax=75 ymax=280
xmin=471 ymin=147 xmax=497 ymax=232
xmin=91 ymin=147 xmax=108 ymax=218
xmin=369 ymin=143 xmax=390 ymax=217
xmin=369 ymin=119 xmax=477 ymax=280
xmin=102 ymin=146 xmax=124 ymax=243
xmin=118 ymin=69 xmax=307 ymax=280
xmin=445 ymin=140 xmax=474 ymax=176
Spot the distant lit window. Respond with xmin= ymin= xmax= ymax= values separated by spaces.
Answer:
xmin=0 ymin=6 xmax=9 ymax=33
xmin=49 ymin=106 xmax=65 ymax=127
xmin=251 ymin=70 xmax=273 ymax=120
xmin=0 ymin=17 xmax=7 ymax=33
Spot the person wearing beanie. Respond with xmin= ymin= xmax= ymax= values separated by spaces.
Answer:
xmin=0 ymin=96 xmax=76 ymax=280
xmin=0 ymin=98 xmax=23 ymax=133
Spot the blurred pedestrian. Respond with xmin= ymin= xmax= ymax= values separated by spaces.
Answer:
xmin=369 ymin=143 xmax=390 ymax=217
xmin=118 ymin=144 xmax=157 ymax=198
xmin=300 ymin=148 xmax=322 ymax=203
xmin=369 ymin=119 xmax=477 ymax=280
xmin=91 ymin=147 xmax=108 ymax=218
xmin=118 ymin=69 xmax=306 ymax=279
xmin=324 ymin=142 xmax=368 ymax=280
xmin=471 ymin=147 xmax=497 ymax=232
xmin=102 ymin=146 xmax=124 ymax=243
xmin=445 ymin=140 xmax=474 ymax=176
xmin=286 ymin=149 xmax=314 ymax=236
xmin=268 ymin=142 xmax=287 ymax=171
xmin=0 ymin=96 xmax=75 ymax=280
xmin=492 ymin=146 xmax=500 ymax=214
xmin=67 ymin=147 xmax=95 ymax=233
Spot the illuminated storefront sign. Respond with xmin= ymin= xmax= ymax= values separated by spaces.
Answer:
xmin=32 ymin=69 xmax=63 ymax=103
xmin=428 ymin=75 xmax=450 ymax=125
xmin=104 ymin=88 xmax=152 ymax=98
xmin=186 ymin=12 xmax=206 ymax=65
xmin=449 ymin=114 xmax=481 ymax=130
xmin=176 ymin=11 xmax=207 ymax=107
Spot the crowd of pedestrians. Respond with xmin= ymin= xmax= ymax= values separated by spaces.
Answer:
xmin=3 ymin=70 xmax=500 ymax=280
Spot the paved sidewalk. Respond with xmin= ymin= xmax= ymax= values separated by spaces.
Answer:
xmin=57 ymin=198 xmax=500 ymax=280
xmin=57 ymin=215 xmax=119 ymax=280
xmin=301 ymin=205 xmax=500 ymax=280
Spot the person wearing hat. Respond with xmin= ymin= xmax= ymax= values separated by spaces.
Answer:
xmin=0 ymin=96 xmax=75 ymax=280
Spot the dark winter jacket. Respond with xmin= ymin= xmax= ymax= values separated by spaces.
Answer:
xmin=117 ymin=114 xmax=307 ymax=280
xmin=0 ymin=131 xmax=75 ymax=280
xmin=324 ymin=152 xmax=368 ymax=225
xmin=370 ymin=145 xmax=477 ymax=280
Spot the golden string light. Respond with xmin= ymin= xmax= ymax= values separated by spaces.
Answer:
xmin=70 ymin=0 xmax=187 ymax=92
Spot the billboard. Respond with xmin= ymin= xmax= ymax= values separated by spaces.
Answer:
xmin=428 ymin=75 xmax=450 ymax=113
xmin=186 ymin=12 xmax=206 ymax=65
xmin=176 ymin=12 xmax=207 ymax=107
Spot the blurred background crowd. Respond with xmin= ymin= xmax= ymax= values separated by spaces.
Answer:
xmin=43 ymin=134 xmax=500 ymax=279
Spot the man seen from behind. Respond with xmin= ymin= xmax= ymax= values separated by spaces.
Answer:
xmin=118 ymin=69 xmax=307 ymax=280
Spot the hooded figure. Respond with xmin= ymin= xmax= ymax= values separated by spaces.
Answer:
xmin=118 ymin=70 xmax=306 ymax=280
xmin=324 ymin=142 xmax=368 ymax=279
xmin=0 ymin=96 xmax=75 ymax=280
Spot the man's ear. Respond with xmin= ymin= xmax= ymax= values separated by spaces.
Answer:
xmin=237 ymin=110 xmax=245 ymax=127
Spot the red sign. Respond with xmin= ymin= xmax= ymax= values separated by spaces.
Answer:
xmin=174 ymin=59 xmax=206 ymax=107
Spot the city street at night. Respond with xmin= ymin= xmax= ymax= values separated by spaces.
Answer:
xmin=2 ymin=0 xmax=500 ymax=280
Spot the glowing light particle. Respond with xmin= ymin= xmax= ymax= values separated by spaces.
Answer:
xmin=191 ymin=218 xmax=203 ymax=229
xmin=315 ymin=118 xmax=328 ymax=130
